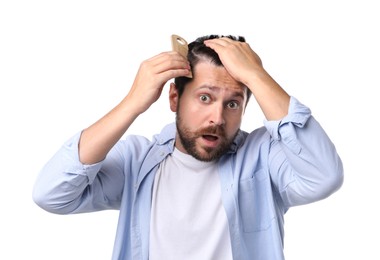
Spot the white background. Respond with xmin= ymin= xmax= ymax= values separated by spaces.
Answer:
xmin=1 ymin=0 xmax=379 ymax=259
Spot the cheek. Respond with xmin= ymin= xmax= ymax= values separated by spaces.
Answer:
xmin=178 ymin=105 xmax=199 ymax=127
xmin=179 ymin=101 xmax=205 ymax=121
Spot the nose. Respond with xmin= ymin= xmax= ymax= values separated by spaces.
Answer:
xmin=209 ymin=104 xmax=225 ymax=126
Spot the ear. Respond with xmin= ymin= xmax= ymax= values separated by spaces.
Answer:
xmin=169 ymin=83 xmax=179 ymax=112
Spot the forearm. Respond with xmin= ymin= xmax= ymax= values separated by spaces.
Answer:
xmin=246 ymin=68 xmax=290 ymax=121
xmin=79 ymin=52 xmax=191 ymax=164
xmin=79 ymin=95 xmax=141 ymax=164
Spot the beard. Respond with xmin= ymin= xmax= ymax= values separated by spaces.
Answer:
xmin=175 ymin=113 xmax=238 ymax=162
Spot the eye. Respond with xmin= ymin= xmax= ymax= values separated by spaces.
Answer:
xmin=199 ymin=94 xmax=211 ymax=103
xmin=227 ymin=101 xmax=240 ymax=110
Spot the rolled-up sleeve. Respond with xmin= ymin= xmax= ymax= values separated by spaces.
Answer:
xmin=32 ymin=131 xmax=117 ymax=214
xmin=264 ymin=97 xmax=344 ymax=207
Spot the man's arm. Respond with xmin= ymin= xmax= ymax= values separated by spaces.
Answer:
xmin=79 ymin=51 xmax=191 ymax=164
xmin=206 ymin=38 xmax=343 ymax=204
xmin=204 ymin=37 xmax=290 ymax=121
xmin=33 ymin=51 xmax=190 ymax=214
xmin=266 ymin=98 xmax=344 ymax=206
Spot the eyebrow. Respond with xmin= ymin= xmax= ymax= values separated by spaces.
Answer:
xmin=198 ymin=85 xmax=246 ymax=100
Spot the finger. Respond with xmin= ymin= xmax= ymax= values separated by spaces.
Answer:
xmin=150 ymin=58 xmax=191 ymax=82
xmin=154 ymin=52 xmax=189 ymax=69
xmin=146 ymin=51 xmax=187 ymax=65
xmin=154 ymin=58 xmax=190 ymax=76
xmin=142 ymin=52 xmax=189 ymax=76
xmin=160 ymin=68 xmax=192 ymax=80
xmin=204 ymin=37 xmax=235 ymax=48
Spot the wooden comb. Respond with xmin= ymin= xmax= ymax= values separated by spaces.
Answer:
xmin=171 ymin=34 xmax=192 ymax=78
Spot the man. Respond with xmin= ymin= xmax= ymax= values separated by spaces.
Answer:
xmin=33 ymin=34 xmax=344 ymax=259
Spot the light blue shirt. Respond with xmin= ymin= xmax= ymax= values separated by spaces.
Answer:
xmin=33 ymin=97 xmax=344 ymax=260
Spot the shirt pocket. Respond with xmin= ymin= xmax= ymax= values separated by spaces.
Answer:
xmin=238 ymin=169 xmax=276 ymax=233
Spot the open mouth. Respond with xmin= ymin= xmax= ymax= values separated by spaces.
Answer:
xmin=202 ymin=135 xmax=219 ymax=141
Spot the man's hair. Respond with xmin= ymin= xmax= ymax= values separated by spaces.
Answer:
xmin=174 ymin=34 xmax=252 ymax=102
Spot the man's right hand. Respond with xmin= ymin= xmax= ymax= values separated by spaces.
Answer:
xmin=125 ymin=51 xmax=191 ymax=115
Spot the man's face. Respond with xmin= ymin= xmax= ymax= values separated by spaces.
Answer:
xmin=169 ymin=61 xmax=247 ymax=161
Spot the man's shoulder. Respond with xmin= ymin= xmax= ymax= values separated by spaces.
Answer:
xmin=119 ymin=123 xmax=176 ymax=148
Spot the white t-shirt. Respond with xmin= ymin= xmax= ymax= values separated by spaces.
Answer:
xmin=149 ymin=148 xmax=233 ymax=260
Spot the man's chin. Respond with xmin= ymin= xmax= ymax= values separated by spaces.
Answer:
xmin=189 ymin=145 xmax=222 ymax=162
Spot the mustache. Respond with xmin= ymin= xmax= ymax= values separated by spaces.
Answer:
xmin=195 ymin=125 xmax=226 ymax=137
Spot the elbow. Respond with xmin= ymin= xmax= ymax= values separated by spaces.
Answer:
xmin=322 ymin=160 xmax=344 ymax=197
xmin=332 ymin=160 xmax=344 ymax=190
xmin=32 ymin=186 xmax=74 ymax=215
xmin=32 ymin=188 xmax=59 ymax=214
xmin=311 ymin=159 xmax=344 ymax=202
xmin=286 ymin=160 xmax=344 ymax=207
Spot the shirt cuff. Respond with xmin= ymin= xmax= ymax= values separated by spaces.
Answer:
xmin=61 ymin=131 xmax=103 ymax=185
xmin=264 ymin=96 xmax=311 ymax=153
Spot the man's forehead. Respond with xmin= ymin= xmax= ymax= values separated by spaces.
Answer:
xmin=192 ymin=63 xmax=247 ymax=93
xmin=197 ymin=84 xmax=246 ymax=98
